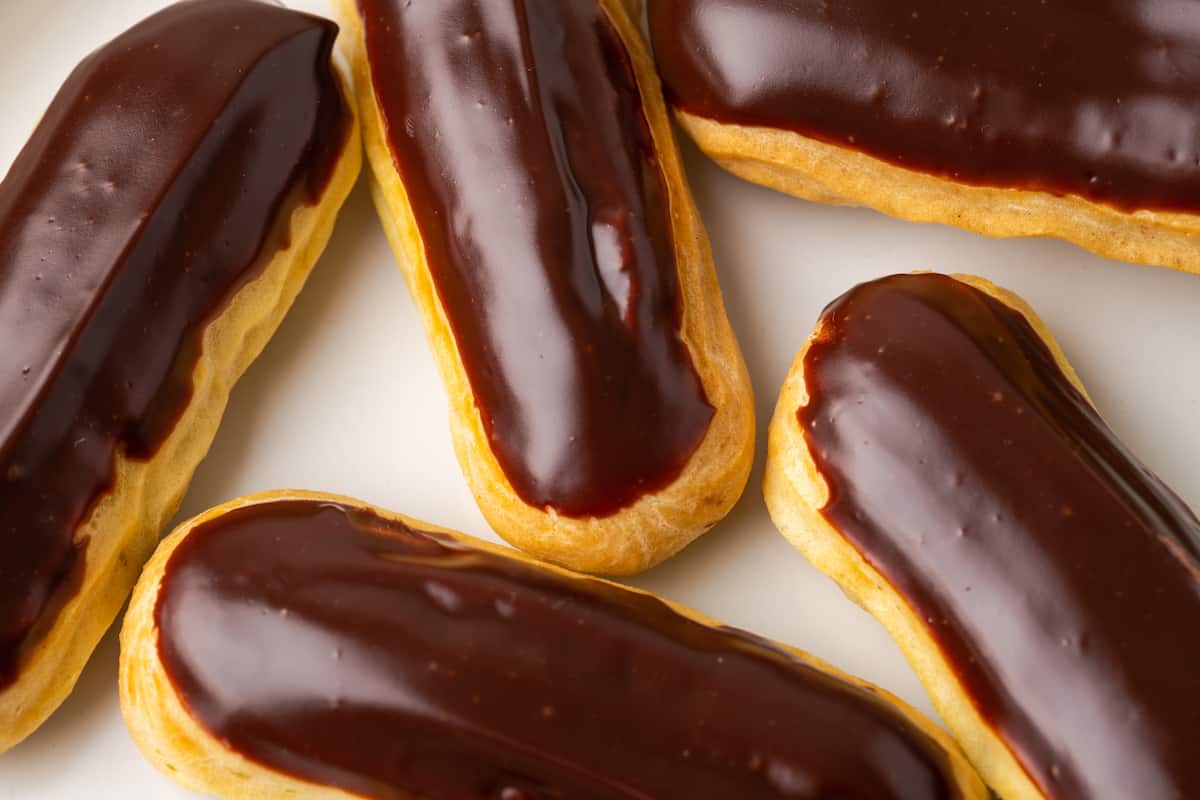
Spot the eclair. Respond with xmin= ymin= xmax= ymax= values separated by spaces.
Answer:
xmin=0 ymin=0 xmax=360 ymax=751
xmin=649 ymin=0 xmax=1200 ymax=276
xmin=764 ymin=273 xmax=1200 ymax=799
xmin=337 ymin=0 xmax=754 ymax=575
xmin=120 ymin=490 xmax=987 ymax=800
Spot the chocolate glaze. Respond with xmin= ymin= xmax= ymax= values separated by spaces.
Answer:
xmin=650 ymin=0 xmax=1200 ymax=214
xmin=157 ymin=498 xmax=964 ymax=800
xmin=359 ymin=0 xmax=712 ymax=517
xmin=0 ymin=0 xmax=347 ymax=687
xmin=799 ymin=274 xmax=1200 ymax=799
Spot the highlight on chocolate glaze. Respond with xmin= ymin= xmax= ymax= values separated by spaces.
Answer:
xmin=792 ymin=273 xmax=1200 ymax=799
xmin=356 ymin=0 xmax=714 ymax=517
xmin=649 ymin=0 xmax=1200 ymax=213
xmin=0 ymin=0 xmax=348 ymax=709
xmin=125 ymin=495 xmax=982 ymax=800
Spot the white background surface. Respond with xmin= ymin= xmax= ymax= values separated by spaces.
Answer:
xmin=1 ymin=1 xmax=1198 ymax=797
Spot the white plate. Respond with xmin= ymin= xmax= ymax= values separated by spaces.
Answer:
xmin=1 ymin=1 xmax=1198 ymax=797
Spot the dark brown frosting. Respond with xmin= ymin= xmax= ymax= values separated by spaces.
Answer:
xmin=0 ymin=0 xmax=348 ymax=687
xmin=358 ymin=0 xmax=712 ymax=517
xmin=156 ymin=497 xmax=965 ymax=799
xmin=649 ymin=0 xmax=1200 ymax=213
xmin=798 ymin=274 xmax=1200 ymax=799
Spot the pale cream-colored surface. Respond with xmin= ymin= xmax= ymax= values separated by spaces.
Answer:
xmin=120 ymin=489 xmax=990 ymax=800
xmin=337 ymin=0 xmax=755 ymax=576
xmin=763 ymin=273 xmax=1093 ymax=800
xmin=0 ymin=73 xmax=362 ymax=755
xmin=679 ymin=111 xmax=1200 ymax=277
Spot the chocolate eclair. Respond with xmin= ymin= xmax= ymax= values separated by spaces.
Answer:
xmin=764 ymin=273 xmax=1200 ymax=799
xmin=337 ymin=0 xmax=754 ymax=575
xmin=0 ymin=0 xmax=360 ymax=751
xmin=120 ymin=491 xmax=987 ymax=800
xmin=649 ymin=0 xmax=1200 ymax=276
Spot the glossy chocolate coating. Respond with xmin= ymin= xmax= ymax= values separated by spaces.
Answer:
xmin=0 ymin=0 xmax=347 ymax=687
xmin=359 ymin=0 xmax=712 ymax=516
xmin=650 ymin=0 xmax=1200 ymax=213
xmin=157 ymin=498 xmax=964 ymax=799
xmin=799 ymin=274 xmax=1200 ymax=799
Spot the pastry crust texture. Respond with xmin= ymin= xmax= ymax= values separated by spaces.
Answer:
xmin=0 ymin=73 xmax=362 ymax=755
xmin=338 ymin=0 xmax=755 ymax=577
xmin=679 ymin=111 xmax=1200 ymax=276
xmin=763 ymin=273 xmax=1087 ymax=800
xmin=120 ymin=489 xmax=989 ymax=800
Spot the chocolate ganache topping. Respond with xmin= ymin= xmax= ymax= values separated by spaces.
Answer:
xmin=359 ymin=0 xmax=713 ymax=517
xmin=0 ymin=0 xmax=347 ymax=686
xmin=156 ymin=497 xmax=966 ymax=799
xmin=650 ymin=0 xmax=1200 ymax=213
xmin=799 ymin=274 xmax=1200 ymax=798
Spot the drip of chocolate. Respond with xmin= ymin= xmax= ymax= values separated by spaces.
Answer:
xmin=650 ymin=0 xmax=1200 ymax=213
xmin=359 ymin=0 xmax=713 ymax=517
xmin=157 ymin=498 xmax=964 ymax=800
xmin=0 ymin=0 xmax=348 ymax=686
xmin=799 ymin=273 xmax=1200 ymax=798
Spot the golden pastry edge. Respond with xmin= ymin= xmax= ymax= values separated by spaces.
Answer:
xmin=679 ymin=111 xmax=1200 ymax=277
